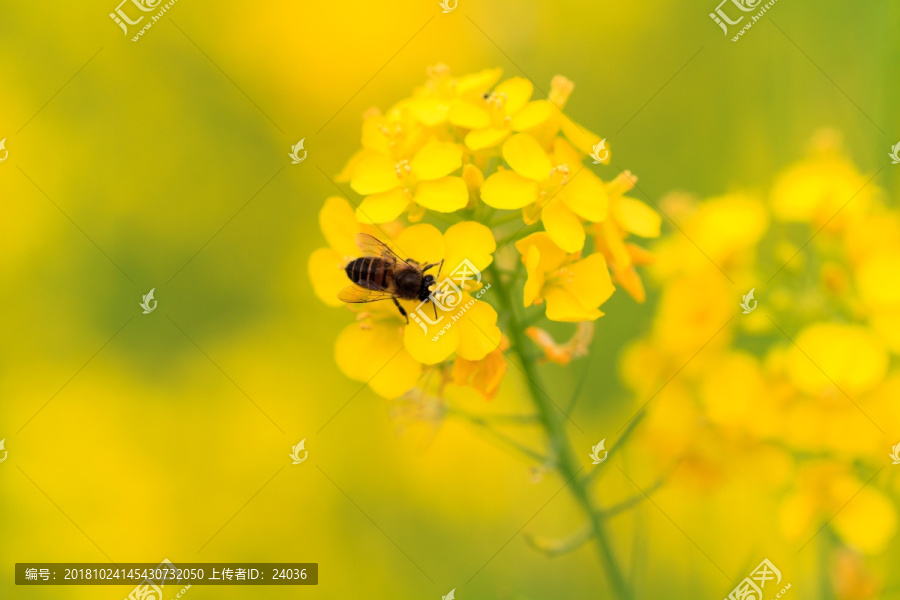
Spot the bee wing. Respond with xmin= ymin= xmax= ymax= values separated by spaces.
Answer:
xmin=338 ymin=284 xmax=396 ymax=304
xmin=355 ymin=233 xmax=404 ymax=263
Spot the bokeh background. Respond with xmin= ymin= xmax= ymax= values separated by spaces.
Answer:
xmin=2 ymin=0 xmax=900 ymax=598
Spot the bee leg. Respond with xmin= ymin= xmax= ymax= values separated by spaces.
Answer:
xmin=432 ymin=300 xmax=438 ymax=320
xmin=392 ymin=296 xmax=409 ymax=323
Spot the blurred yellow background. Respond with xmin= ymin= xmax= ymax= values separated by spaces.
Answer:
xmin=2 ymin=0 xmax=900 ymax=599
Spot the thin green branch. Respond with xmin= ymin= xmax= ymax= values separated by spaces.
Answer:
xmin=448 ymin=409 xmax=545 ymax=463
xmin=599 ymin=476 xmax=664 ymax=518
xmin=525 ymin=477 xmax=663 ymax=558
xmin=488 ymin=263 xmax=632 ymax=600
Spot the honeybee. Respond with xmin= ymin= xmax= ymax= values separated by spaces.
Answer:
xmin=339 ymin=234 xmax=443 ymax=321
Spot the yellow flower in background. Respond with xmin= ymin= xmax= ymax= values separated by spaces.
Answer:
xmin=780 ymin=464 xmax=896 ymax=555
xmin=516 ymin=232 xmax=615 ymax=321
xmin=770 ymin=130 xmax=875 ymax=227
xmin=785 ymin=323 xmax=888 ymax=396
xmin=620 ymin=133 xmax=900 ymax=572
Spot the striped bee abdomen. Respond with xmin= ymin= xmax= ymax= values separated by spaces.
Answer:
xmin=345 ymin=257 xmax=391 ymax=290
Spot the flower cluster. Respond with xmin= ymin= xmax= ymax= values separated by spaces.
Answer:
xmin=621 ymin=131 xmax=898 ymax=581
xmin=309 ymin=65 xmax=657 ymax=401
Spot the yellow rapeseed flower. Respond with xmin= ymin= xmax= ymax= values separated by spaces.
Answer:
xmin=347 ymin=109 xmax=468 ymax=223
xmin=515 ymin=232 xmax=615 ymax=321
xmin=481 ymin=133 xmax=609 ymax=252
xmin=449 ymin=76 xmax=554 ymax=150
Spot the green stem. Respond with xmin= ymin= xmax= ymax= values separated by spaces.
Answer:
xmin=488 ymin=210 xmax=525 ymax=227
xmin=488 ymin=264 xmax=632 ymax=600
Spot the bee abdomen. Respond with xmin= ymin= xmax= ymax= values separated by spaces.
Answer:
xmin=345 ymin=257 xmax=390 ymax=290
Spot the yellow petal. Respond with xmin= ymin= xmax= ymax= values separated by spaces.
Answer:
xmin=409 ymin=98 xmax=450 ymax=126
xmin=360 ymin=115 xmax=392 ymax=155
xmin=414 ymin=176 xmax=468 ymax=213
xmin=308 ymin=248 xmax=348 ymax=307
xmin=544 ymin=287 xmax=602 ymax=322
xmin=448 ymin=100 xmax=490 ymax=129
xmin=542 ymin=199 xmax=585 ymax=253
xmin=456 ymin=300 xmax=502 ymax=360
xmin=560 ymin=117 xmax=604 ymax=157
xmin=396 ymin=223 xmax=445 ymax=265
xmin=335 ymin=320 xmax=421 ymax=398
xmin=522 ymin=244 xmax=545 ymax=307
xmin=568 ymin=253 xmax=615 ymax=306
xmin=368 ymin=352 xmax=423 ymax=398
xmin=559 ymin=170 xmax=608 ymax=223
xmin=502 ymin=133 xmax=552 ymax=181
xmin=552 ymin=137 xmax=584 ymax=172
xmin=454 ymin=349 xmax=507 ymax=400
xmin=462 ymin=163 xmax=484 ymax=194
xmin=787 ymin=323 xmax=888 ymax=396
xmin=832 ymin=487 xmax=897 ymax=554
xmin=611 ymin=196 xmax=661 ymax=237
xmin=515 ymin=231 xmax=568 ymax=273
xmin=410 ymin=139 xmax=463 ymax=180
xmin=336 ymin=149 xmax=369 ymax=182
xmin=465 ymin=127 xmax=511 ymax=151
xmin=319 ymin=196 xmax=360 ymax=255
xmin=614 ymin=265 xmax=647 ymax=304
xmin=404 ymin=316 xmax=459 ymax=364
xmin=456 ymin=68 xmax=503 ymax=96
xmin=779 ymin=491 xmax=817 ymax=540
xmin=443 ymin=221 xmax=496 ymax=273
xmin=355 ymin=188 xmax=410 ymax=224
xmin=495 ymin=77 xmax=533 ymax=115
xmin=350 ymin=154 xmax=400 ymax=195
xmin=510 ymin=100 xmax=555 ymax=131
xmin=481 ymin=170 xmax=539 ymax=209
xmin=595 ymin=218 xmax=632 ymax=269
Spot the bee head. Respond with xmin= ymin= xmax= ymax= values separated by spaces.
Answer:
xmin=420 ymin=274 xmax=437 ymax=301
